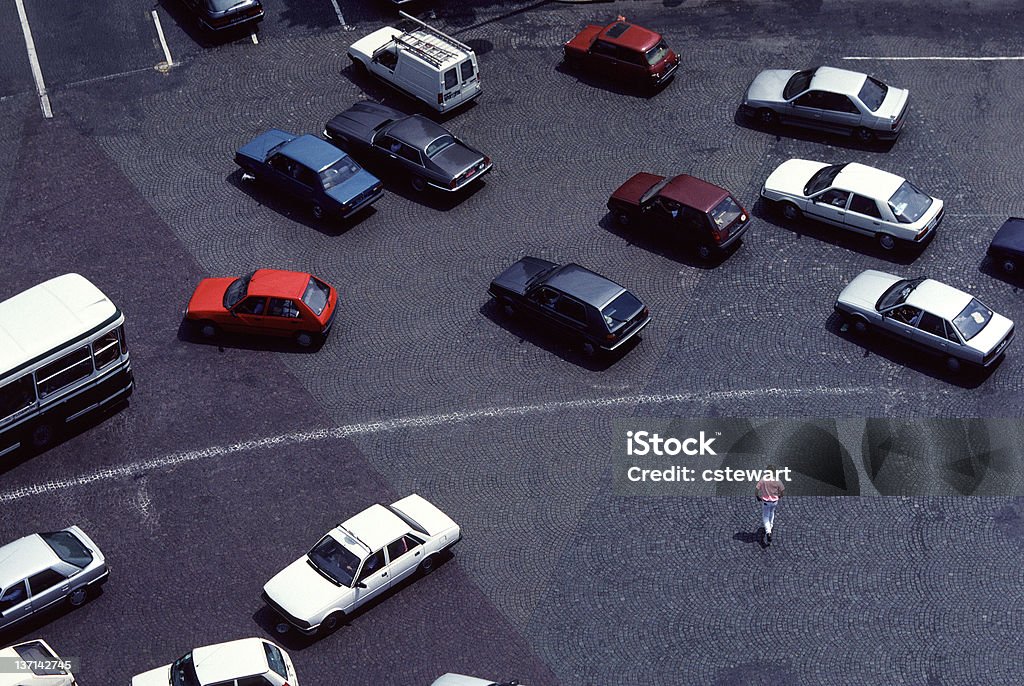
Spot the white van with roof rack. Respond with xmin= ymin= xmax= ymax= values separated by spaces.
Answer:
xmin=347 ymin=11 xmax=481 ymax=113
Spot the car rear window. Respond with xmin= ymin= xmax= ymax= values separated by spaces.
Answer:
xmin=40 ymin=531 xmax=92 ymax=568
xmin=171 ymin=652 xmax=200 ymax=686
xmin=783 ymin=69 xmax=814 ymax=99
xmin=709 ymin=196 xmax=744 ymax=228
xmin=953 ymin=299 xmax=992 ymax=341
xmin=319 ymin=158 xmax=361 ymax=190
xmin=425 ymin=134 xmax=456 ymax=158
xmin=301 ymin=277 xmax=332 ymax=316
xmin=602 ymin=292 xmax=643 ymax=332
xmin=13 ymin=642 xmax=66 ymax=676
xmin=888 ymin=181 xmax=933 ymax=223
xmin=460 ymin=60 xmax=475 ymax=81
xmin=645 ymin=40 xmax=670 ymax=66
xmin=858 ymin=76 xmax=888 ymax=112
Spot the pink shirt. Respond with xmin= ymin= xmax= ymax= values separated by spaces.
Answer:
xmin=756 ymin=478 xmax=785 ymax=502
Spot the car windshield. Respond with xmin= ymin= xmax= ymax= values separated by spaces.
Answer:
xmin=319 ymin=158 xmax=361 ymax=191
xmin=640 ymin=178 xmax=672 ymax=205
xmin=710 ymin=196 xmax=744 ymax=228
xmin=952 ymin=299 xmax=993 ymax=341
xmin=425 ymin=134 xmax=456 ymax=158
xmin=40 ymin=531 xmax=92 ymax=569
xmin=302 ymin=277 xmax=331 ymax=316
xmin=602 ymin=291 xmax=643 ymax=332
xmin=307 ymin=534 xmax=362 ymax=587
xmin=645 ymin=40 xmax=670 ymax=66
xmin=804 ymin=163 xmax=846 ymax=196
xmin=223 ymin=272 xmax=253 ymax=309
xmin=877 ymin=277 xmax=925 ymax=310
xmin=888 ymin=181 xmax=933 ymax=224
xmin=783 ymin=69 xmax=814 ymax=99
xmin=14 ymin=642 xmax=66 ymax=676
xmin=858 ymin=76 xmax=888 ymax=112
xmin=170 ymin=652 xmax=200 ymax=686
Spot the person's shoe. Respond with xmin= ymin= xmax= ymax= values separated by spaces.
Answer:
xmin=766 ymin=531 xmax=772 ymax=544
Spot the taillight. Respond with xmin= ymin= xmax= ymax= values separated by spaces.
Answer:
xmin=449 ymin=177 xmax=458 ymax=189
xmin=606 ymin=333 xmax=616 ymax=341
xmin=483 ymin=156 xmax=491 ymax=167
xmin=891 ymin=119 xmax=898 ymax=130
xmin=437 ymin=93 xmax=444 ymax=104
xmin=711 ymin=229 xmax=723 ymax=243
xmin=641 ymin=307 xmax=649 ymax=318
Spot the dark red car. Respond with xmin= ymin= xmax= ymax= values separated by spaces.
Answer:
xmin=563 ymin=20 xmax=678 ymax=88
xmin=608 ymin=174 xmax=751 ymax=260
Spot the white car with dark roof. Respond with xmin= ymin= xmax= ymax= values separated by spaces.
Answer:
xmin=262 ymin=494 xmax=461 ymax=635
xmin=761 ymin=160 xmax=943 ymax=251
xmin=130 ymin=637 xmax=297 ymax=686
xmin=835 ymin=270 xmax=1015 ymax=371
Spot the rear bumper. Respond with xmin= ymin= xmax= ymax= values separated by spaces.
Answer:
xmin=340 ymin=186 xmax=384 ymax=218
xmin=200 ymin=8 xmax=264 ymax=32
xmin=602 ymin=315 xmax=652 ymax=351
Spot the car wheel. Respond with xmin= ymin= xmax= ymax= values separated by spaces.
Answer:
xmin=410 ymin=175 xmax=428 ymax=192
xmin=563 ymin=51 xmax=580 ymax=69
xmin=695 ymin=244 xmax=713 ymax=261
xmin=855 ymin=127 xmax=875 ymax=143
xmin=580 ymin=340 xmax=597 ymax=356
xmin=757 ymin=108 xmax=777 ymax=126
xmin=615 ymin=210 xmax=631 ymax=227
xmin=780 ymin=202 xmax=801 ymax=221
xmin=311 ymin=202 xmax=324 ymax=220
xmin=29 ymin=421 xmax=55 ymax=450
xmin=419 ymin=554 xmax=439 ymax=575
xmin=68 ymin=587 xmax=88 ymax=607
xmin=500 ymin=299 xmax=516 ymax=317
xmin=319 ymin=612 xmax=344 ymax=635
xmin=945 ymin=356 xmax=962 ymax=373
xmin=350 ymin=56 xmax=368 ymax=77
xmin=849 ymin=315 xmax=869 ymax=335
xmin=273 ymin=621 xmax=291 ymax=635
xmin=295 ymin=331 xmax=315 ymax=348
xmin=198 ymin=321 xmax=219 ymax=339
xmin=1002 ymin=258 xmax=1017 ymax=273
xmin=877 ymin=233 xmax=897 ymax=251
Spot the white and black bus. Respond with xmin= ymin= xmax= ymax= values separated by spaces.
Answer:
xmin=0 ymin=274 xmax=133 ymax=456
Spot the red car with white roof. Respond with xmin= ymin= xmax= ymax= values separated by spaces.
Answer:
xmin=563 ymin=19 xmax=678 ymax=88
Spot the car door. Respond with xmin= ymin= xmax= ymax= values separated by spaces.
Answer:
xmin=265 ymin=298 xmax=302 ymax=337
xmin=350 ymin=549 xmax=390 ymax=610
xmin=879 ymin=304 xmax=924 ymax=343
xmin=589 ymin=40 xmax=621 ymax=74
xmin=914 ymin=312 xmax=957 ymax=356
xmin=844 ymin=194 xmax=885 ymax=236
xmin=376 ymin=135 xmax=418 ymax=175
xmin=552 ymin=293 xmax=591 ymax=339
xmin=0 ymin=580 xmax=31 ymax=627
xmin=230 ymin=296 xmax=270 ymax=334
xmin=788 ymin=90 xmax=829 ymax=128
xmin=808 ymin=188 xmax=850 ymax=226
xmin=525 ymin=285 xmax=560 ymax=319
xmin=265 ymin=153 xmax=302 ymax=194
xmin=817 ymin=93 xmax=863 ymax=134
xmin=27 ymin=568 xmax=70 ymax=614
xmin=385 ymin=534 xmax=424 ymax=585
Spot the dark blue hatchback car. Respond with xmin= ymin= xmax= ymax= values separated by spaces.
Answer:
xmin=235 ymin=130 xmax=384 ymax=220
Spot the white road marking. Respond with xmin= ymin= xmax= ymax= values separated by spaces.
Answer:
xmin=844 ymin=56 xmax=1024 ymax=61
xmin=151 ymin=9 xmax=174 ymax=67
xmin=328 ymin=0 xmax=345 ymax=26
xmin=250 ymin=32 xmax=259 ymax=44
xmin=14 ymin=0 xmax=52 ymax=118
xmin=0 ymin=386 xmax=873 ymax=504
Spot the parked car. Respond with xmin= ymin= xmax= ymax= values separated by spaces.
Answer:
xmin=184 ymin=269 xmax=339 ymax=348
xmin=835 ymin=270 xmax=1015 ymax=371
xmin=740 ymin=66 xmax=909 ymax=142
xmin=489 ymin=258 xmax=651 ymax=355
xmin=325 ymin=102 xmax=491 ymax=193
xmin=234 ymin=130 xmax=383 ymax=220
xmin=563 ymin=19 xmax=678 ymax=88
xmin=262 ymin=494 xmax=461 ymax=636
xmin=178 ymin=0 xmax=264 ymax=33
xmin=431 ymin=676 xmax=522 ymax=686
xmin=347 ymin=12 xmax=480 ymax=113
xmin=761 ymin=160 xmax=943 ymax=251
xmin=608 ymin=173 xmax=750 ymax=259
xmin=131 ymin=638 xmax=297 ymax=686
xmin=0 ymin=639 xmax=77 ymax=686
xmin=987 ymin=217 xmax=1024 ymax=274
xmin=0 ymin=526 xmax=108 ymax=632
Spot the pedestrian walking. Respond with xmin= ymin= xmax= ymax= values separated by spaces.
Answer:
xmin=756 ymin=464 xmax=785 ymax=545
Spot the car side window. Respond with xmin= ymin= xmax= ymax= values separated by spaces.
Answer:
xmin=942 ymin=321 xmax=961 ymax=344
xmin=555 ymin=296 xmax=588 ymax=324
xmin=833 ymin=94 xmax=860 ymax=113
xmin=293 ymin=164 xmax=318 ymax=188
xmin=395 ymin=143 xmax=421 ymax=165
xmin=620 ymin=48 xmax=646 ymax=67
xmin=848 ymin=194 xmax=882 ymax=218
xmin=267 ymin=298 xmax=301 ymax=318
xmin=0 ymin=580 xmax=28 ymax=611
xmin=816 ymin=189 xmax=850 ymax=209
xmin=816 ymin=92 xmax=860 ymax=113
xmin=267 ymin=154 xmax=291 ymax=174
xmin=236 ymin=677 xmax=274 ymax=686
xmin=591 ymin=40 xmax=618 ymax=59
xmin=235 ymin=297 xmax=266 ymax=315
xmin=373 ymin=47 xmax=398 ymax=71
xmin=531 ymin=286 xmax=559 ymax=308
xmin=886 ymin=305 xmax=922 ymax=326
xmin=387 ymin=535 xmax=420 ymax=561
xmin=443 ymin=68 xmax=458 ymax=90
xmin=0 ymin=376 xmax=36 ymax=421
xmin=679 ymin=206 xmax=707 ymax=231
xmin=917 ymin=312 xmax=949 ymax=339
xmin=28 ymin=569 xmax=67 ymax=594
xmin=793 ymin=90 xmax=825 ymax=108
xmin=358 ymin=550 xmax=386 ymax=582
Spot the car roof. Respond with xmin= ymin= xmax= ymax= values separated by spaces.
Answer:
xmin=0 ymin=534 xmax=60 ymax=589
xmin=906 ymin=279 xmax=973 ymax=320
xmin=544 ymin=264 xmax=625 ymax=308
xmin=660 ymin=174 xmax=730 ymax=212
xmin=193 ymin=638 xmax=270 ymax=685
xmin=598 ymin=22 xmax=660 ymax=51
xmin=833 ymin=163 xmax=905 ymax=199
xmin=387 ymin=114 xmax=450 ymax=149
xmin=341 ymin=504 xmax=411 ymax=552
xmin=810 ymin=66 xmax=869 ymax=97
xmin=279 ymin=134 xmax=345 ymax=172
xmin=246 ymin=269 xmax=312 ymax=300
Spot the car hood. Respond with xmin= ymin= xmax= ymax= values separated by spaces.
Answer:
xmin=491 ymin=256 xmax=558 ymax=296
xmin=965 ymin=313 xmax=1014 ymax=355
xmin=187 ymin=277 xmax=235 ymax=315
xmin=325 ymin=168 xmax=382 ymax=204
xmin=837 ymin=269 xmax=903 ymax=311
xmin=763 ymin=159 xmax=830 ymax=197
xmin=610 ymin=172 xmax=663 ymax=206
xmin=430 ymin=143 xmax=484 ymax=178
xmin=874 ymin=86 xmax=909 ymax=121
xmin=237 ymin=129 xmax=295 ymax=162
xmin=326 ymin=102 xmax=405 ymax=145
xmin=744 ymin=69 xmax=797 ymax=104
xmin=131 ymin=665 xmax=170 ymax=686
xmin=264 ymin=557 xmax=350 ymax=621
xmin=390 ymin=494 xmax=458 ymax=537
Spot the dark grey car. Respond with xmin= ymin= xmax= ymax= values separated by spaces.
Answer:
xmin=324 ymin=102 xmax=492 ymax=192
xmin=489 ymin=257 xmax=651 ymax=355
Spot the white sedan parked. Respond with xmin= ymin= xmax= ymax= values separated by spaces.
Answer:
xmin=263 ymin=494 xmax=461 ymax=635
xmin=131 ymin=637 xmax=297 ymax=686
xmin=431 ymin=675 xmax=523 ymax=686
xmin=761 ymin=159 xmax=943 ymax=250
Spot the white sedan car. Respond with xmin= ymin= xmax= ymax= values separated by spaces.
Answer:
xmin=835 ymin=270 xmax=1015 ymax=371
xmin=263 ymin=494 xmax=461 ymax=635
xmin=431 ymin=675 xmax=523 ymax=686
xmin=0 ymin=639 xmax=77 ymax=686
xmin=762 ymin=159 xmax=943 ymax=251
xmin=131 ymin=638 xmax=297 ymax=686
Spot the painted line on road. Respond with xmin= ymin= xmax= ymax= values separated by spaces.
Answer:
xmin=13 ymin=0 xmax=52 ymax=118
xmin=844 ymin=56 xmax=1024 ymax=61
xmin=151 ymin=9 xmax=175 ymax=68
xmin=0 ymin=385 xmax=873 ymax=504
xmin=328 ymin=0 xmax=346 ymax=26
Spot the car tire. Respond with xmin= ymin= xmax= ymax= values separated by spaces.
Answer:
xmin=419 ymin=554 xmax=439 ymax=575
xmin=500 ymin=299 xmax=516 ymax=317
xmin=273 ymin=621 xmax=291 ymax=635
xmin=757 ymin=108 xmax=777 ymax=126
xmin=563 ymin=51 xmax=580 ymax=69
xmin=614 ymin=209 xmax=631 ymax=227
xmin=410 ymin=175 xmax=427 ymax=192
xmin=580 ymin=340 xmax=597 ymax=356
xmin=849 ymin=315 xmax=869 ymax=335
xmin=295 ymin=331 xmax=316 ymax=348
xmin=311 ymin=202 xmax=324 ymax=220
xmin=1002 ymin=258 xmax=1016 ymax=273
xmin=68 ymin=587 xmax=88 ymax=607
xmin=198 ymin=321 xmax=220 ymax=339
xmin=318 ymin=612 xmax=344 ymax=635
xmin=350 ymin=56 xmax=368 ymax=77
xmin=876 ymin=233 xmax=897 ymax=251
xmin=29 ymin=421 xmax=55 ymax=450
xmin=945 ymin=356 xmax=962 ymax=373
xmin=695 ymin=244 xmax=713 ymax=261
xmin=855 ymin=127 xmax=875 ymax=143
xmin=780 ymin=202 xmax=801 ymax=221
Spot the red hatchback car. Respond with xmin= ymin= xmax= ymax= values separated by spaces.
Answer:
xmin=563 ymin=20 xmax=678 ymax=88
xmin=185 ymin=269 xmax=338 ymax=347
xmin=608 ymin=173 xmax=751 ymax=260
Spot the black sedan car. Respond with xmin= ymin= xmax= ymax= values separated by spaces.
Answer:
xmin=235 ymin=129 xmax=384 ymax=220
xmin=325 ymin=102 xmax=491 ymax=193
xmin=489 ymin=257 xmax=651 ymax=355
xmin=179 ymin=0 xmax=264 ymax=33
xmin=988 ymin=217 xmax=1024 ymax=274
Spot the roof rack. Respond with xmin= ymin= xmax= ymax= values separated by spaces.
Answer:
xmin=393 ymin=10 xmax=472 ymax=68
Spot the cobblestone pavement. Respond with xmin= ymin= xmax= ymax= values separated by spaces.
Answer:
xmin=2 ymin=0 xmax=1024 ymax=684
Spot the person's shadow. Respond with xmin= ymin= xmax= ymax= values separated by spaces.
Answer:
xmin=733 ymin=529 xmax=768 ymax=549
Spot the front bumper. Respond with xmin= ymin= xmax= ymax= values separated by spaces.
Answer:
xmin=262 ymin=591 xmax=318 ymax=635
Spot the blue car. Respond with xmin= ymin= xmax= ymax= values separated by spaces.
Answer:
xmin=235 ymin=129 xmax=384 ymax=220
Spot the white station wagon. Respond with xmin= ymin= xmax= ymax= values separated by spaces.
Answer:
xmin=762 ymin=159 xmax=943 ymax=251
xmin=263 ymin=494 xmax=461 ymax=635
xmin=131 ymin=637 xmax=297 ymax=686
xmin=0 ymin=639 xmax=78 ymax=686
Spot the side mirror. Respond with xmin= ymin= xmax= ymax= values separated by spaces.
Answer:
xmin=356 ymin=582 xmax=367 ymax=589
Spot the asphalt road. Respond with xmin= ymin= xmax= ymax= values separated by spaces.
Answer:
xmin=2 ymin=0 xmax=1024 ymax=684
